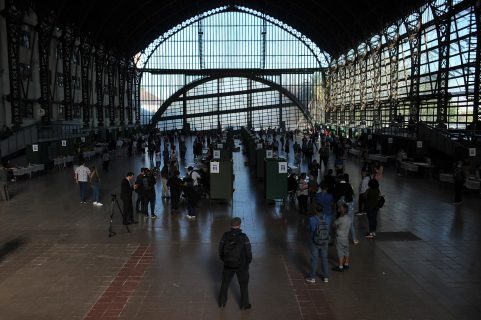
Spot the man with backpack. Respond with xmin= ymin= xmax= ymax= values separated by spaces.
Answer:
xmin=141 ymin=169 xmax=157 ymax=219
xmin=218 ymin=217 xmax=252 ymax=310
xmin=305 ymin=205 xmax=330 ymax=284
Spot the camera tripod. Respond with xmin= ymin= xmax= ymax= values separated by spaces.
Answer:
xmin=109 ymin=193 xmax=130 ymax=237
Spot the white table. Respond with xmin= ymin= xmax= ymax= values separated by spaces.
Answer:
xmin=439 ymin=173 xmax=454 ymax=183
xmin=53 ymin=156 xmax=74 ymax=169
xmin=349 ymin=148 xmax=360 ymax=156
xmin=368 ymin=154 xmax=391 ymax=163
xmin=11 ymin=164 xmax=45 ymax=178
xmin=82 ymin=151 xmax=96 ymax=160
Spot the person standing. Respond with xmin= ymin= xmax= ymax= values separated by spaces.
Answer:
xmin=296 ymin=173 xmax=309 ymax=215
xmin=183 ymin=177 xmax=200 ymax=219
xmin=134 ymin=168 xmax=147 ymax=213
xmin=305 ymin=206 xmax=329 ymax=284
xmin=167 ymin=170 xmax=182 ymax=211
xmin=90 ymin=166 xmax=103 ymax=206
xmin=218 ymin=217 xmax=252 ymax=310
xmin=120 ymin=172 xmax=137 ymax=225
xmin=0 ymin=167 xmax=10 ymax=201
xmin=102 ymin=150 xmax=111 ymax=171
xmin=357 ymin=169 xmax=370 ymax=215
xmin=160 ymin=164 xmax=170 ymax=198
xmin=365 ymin=179 xmax=381 ymax=238
xmin=315 ymin=182 xmax=334 ymax=230
xmin=453 ymin=160 xmax=466 ymax=204
xmin=75 ymin=160 xmax=91 ymax=204
xmin=332 ymin=201 xmax=353 ymax=271
xmin=141 ymin=169 xmax=157 ymax=219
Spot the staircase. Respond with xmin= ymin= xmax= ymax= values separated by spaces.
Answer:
xmin=416 ymin=123 xmax=467 ymax=157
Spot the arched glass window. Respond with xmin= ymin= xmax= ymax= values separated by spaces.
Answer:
xmin=137 ymin=5 xmax=330 ymax=129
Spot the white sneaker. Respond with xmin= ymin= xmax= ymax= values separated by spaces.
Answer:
xmin=323 ymin=278 xmax=329 ymax=283
xmin=93 ymin=202 xmax=98 ymax=206
xmin=97 ymin=202 xmax=103 ymax=206
xmin=305 ymin=277 xmax=316 ymax=284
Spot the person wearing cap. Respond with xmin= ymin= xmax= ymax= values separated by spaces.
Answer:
xmin=187 ymin=166 xmax=201 ymax=188
xmin=218 ymin=217 xmax=252 ymax=310
xmin=332 ymin=201 xmax=352 ymax=272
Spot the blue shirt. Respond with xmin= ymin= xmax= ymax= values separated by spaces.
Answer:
xmin=315 ymin=191 xmax=334 ymax=216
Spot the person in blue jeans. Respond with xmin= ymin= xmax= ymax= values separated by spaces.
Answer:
xmin=306 ymin=206 xmax=329 ymax=283
xmin=90 ymin=166 xmax=103 ymax=206
xmin=315 ymin=182 xmax=334 ymax=230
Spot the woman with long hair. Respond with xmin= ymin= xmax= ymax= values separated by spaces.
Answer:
xmin=90 ymin=165 xmax=103 ymax=206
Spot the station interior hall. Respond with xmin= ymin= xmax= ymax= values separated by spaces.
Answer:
xmin=0 ymin=0 xmax=481 ymax=319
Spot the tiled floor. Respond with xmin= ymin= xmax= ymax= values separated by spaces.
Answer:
xmin=0 ymin=137 xmax=480 ymax=320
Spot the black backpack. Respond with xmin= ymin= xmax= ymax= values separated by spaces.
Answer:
xmin=142 ymin=175 xmax=153 ymax=191
xmin=378 ymin=195 xmax=386 ymax=208
xmin=313 ymin=217 xmax=329 ymax=246
xmin=223 ymin=233 xmax=243 ymax=269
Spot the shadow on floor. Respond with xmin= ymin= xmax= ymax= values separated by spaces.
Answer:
xmin=0 ymin=237 xmax=28 ymax=262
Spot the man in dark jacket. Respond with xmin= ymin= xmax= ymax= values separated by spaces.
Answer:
xmin=167 ymin=170 xmax=182 ymax=211
xmin=218 ymin=217 xmax=252 ymax=310
xmin=120 ymin=172 xmax=137 ymax=225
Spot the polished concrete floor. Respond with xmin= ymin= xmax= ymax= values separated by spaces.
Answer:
xmin=0 ymin=137 xmax=480 ymax=320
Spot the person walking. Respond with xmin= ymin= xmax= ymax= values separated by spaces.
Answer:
xmin=101 ymin=150 xmax=111 ymax=171
xmin=90 ymin=166 xmax=103 ymax=206
xmin=305 ymin=205 xmax=329 ymax=284
xmin=75 ymin=160 xmax=91 ymax=204
xmin=160 ymin=164 xmax=170 ymax=198
xmin=453 ymin=160 xmax=466 ymax=204
xmin=218 ymin=217 xmax=252 ymax=310
xmin=315 ymin=182 xmax=334 ymax=230
xmin=296 ymin=173 xmax=309 ymax=215
xmin=120 ymin=172 xmax=137 ymax=225
xmin=183 ymin=177 xmax=200 ymax=219
xmin=141 ymin=169 xmax=157 ymax=219
xmin=365 ymin=179 xmax=381 ymax=238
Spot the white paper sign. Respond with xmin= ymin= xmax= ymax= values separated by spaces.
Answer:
xmin=257 ymin=143 xmax=263 ymax=150
xmin=266 ymin=150 xmax=273 ymax=159
xmin=368 ymin=135 xmax=372 ymax=140
xmin=81 ymin=137 xmax=85 ymax=142
xmin=213 ymin=150 xmax=221 ymax=159
xmin=279 ymin=162 xmax=287 ymax=174
xmin=210 ymin=161 xmax=220 ymax=174
xmin=469 ymin=148 xmax=476 ymax=157
xmin=417 ymin=141 xmax=423 ymax=148
xmin=32 ymin=144 xmax=38 ymax=152
xmin=388 ymin=137 xmax=393 ymax=144
xmin=217 ymin=143 xmax=223 ymax=149
xmin=61 ymin=140 xmax=67 ymax=147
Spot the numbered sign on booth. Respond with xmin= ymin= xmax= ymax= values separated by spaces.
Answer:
xmin=210 ymin=161 xmax=220 ymax=174
xmin=217 ymin=143 xmax=223 ymax=149
xmin=61 ymin=140 xmax=67 ymax=147
xmin=469 ymin=148 xmax=476 ymax=157
xmin=417 ymin=141 xmax=423 ymax=148
xmin=388 ymin=137 xmax=393 ymax=144
xmin=32 ymin=144 xmax=38 ymax=152
xmin=213 ymin=150 xmax=221 ymax=159
xmin=279 ymin=162 xmax=288 ymax=174
xmin=257 ymin=143 xmax=263 ymax=150
xmin=266 ymin=150 xmax=273 ymax=159
xmin=81 ymin=137 xmax=85 ymax=142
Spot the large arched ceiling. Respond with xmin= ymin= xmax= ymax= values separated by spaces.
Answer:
xmin=32 ymin=0 xmax=428 ymax=58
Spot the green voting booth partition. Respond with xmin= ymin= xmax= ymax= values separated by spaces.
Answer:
xmin=255 ymin=147 xmax=266 ymax=179
xmin=209 ymin=160 xmax=234 ymax=200
xmin=264 ymin=158 xmax=288 ymax=200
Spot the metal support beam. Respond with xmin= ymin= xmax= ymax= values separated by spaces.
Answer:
xmin=38 ymin=15 xmax=54 ymax=124
xmin=134 ymin=70 xmax=141 ymax=125
xmin=433 ymin=0 xmax=452 ymax=127
xmin=279 ymin=76 xmax=283 ymax=129
xmin=107 ymin=55 xmax=116 ymax=126
xmin=473 ymin=0 xmax=481 ymax=127
xmin=5 ymin=0 xmax=23 ymax=127
xmin=80 ymin=37 xmax=92 ymax=127
xmin=62 ymin=27 xmax=74 ymax=121
xmin=126 ymin=66 xmax=134 ymax=125
xmin=159 ymin=102 xmax=295 ymax=121
xmin=95 ymin=46 xmax=105 ymax=127
xmin=141 ymin=68 xmax=322 ymax=75
xmin=408 ymin=16 xmax=422 ymax=124
xmin=171 ymin=87 xmax=275 ymax=102
xmin=118 ymin=58 xmax=126 ymax=125
xmin=388 ymin=38 xmax=399 ymax=124
xmin=372 ymin=48 xmax=382 ymax=126
xmin=247 ymin=79 xmax=252 ymax=129
xmin=198 ymin=20 xmax=204 ymax=69
xmin=261 ymin=19 xmax=267 ymax=69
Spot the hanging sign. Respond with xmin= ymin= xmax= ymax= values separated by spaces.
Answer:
xmin=266 ymin=150 xmax=273 ymax=159
xmin=32 ymin=144 xmax=38 ymax=152
xmin=417 ymin=141 xmax=423 ymax=148
xmin=61 ymin=140 xmax=67 ymax=147
xmin=279 ymin=162 xmax=287 ymax=174
xmin=469 ymin=148 xmax=476 ymax=157
xmin=257 ymin=143 xmax=263 ymax=150
xmin=217 ymin=143 xmax=223 ymax=149
xmin=213 ymin=150 xmax=221 ymax=159
xmin=210 ymin=161 xmax=220 ymax=174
